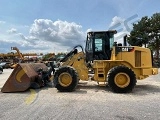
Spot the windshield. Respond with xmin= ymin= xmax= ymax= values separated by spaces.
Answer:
xmin=94 ymin=33 xmax=105 ymax=52
xmin=95 ymin=38 xmax=102 ymax=51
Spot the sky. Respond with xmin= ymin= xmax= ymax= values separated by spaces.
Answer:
xmin=0 ymin=0 xmax=160 ymax=54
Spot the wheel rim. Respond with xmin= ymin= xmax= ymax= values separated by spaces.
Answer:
xmin=58 ymin=72 xmax=72 ymax=87
xmin=114 ymin=72 xmax=130 ymax=88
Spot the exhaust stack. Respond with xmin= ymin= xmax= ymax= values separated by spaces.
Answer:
xmin=123 ymin=35 xmax=127 ymax=46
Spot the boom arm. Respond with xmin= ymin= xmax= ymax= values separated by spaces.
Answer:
xmin=60 ymin=45 xmax=89 ymax=80
xmin=11 ymin=47 xmax=24 ymax=60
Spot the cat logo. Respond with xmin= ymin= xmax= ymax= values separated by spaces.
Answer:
xmin=122 ymin=47 xmax=134 ymax=52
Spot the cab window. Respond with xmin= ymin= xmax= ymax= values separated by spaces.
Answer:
xmin=95 ymin=38 xmax=102 ymax=51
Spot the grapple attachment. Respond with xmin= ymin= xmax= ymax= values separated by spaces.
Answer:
xmin=1 ymin=63 xmax=48 ymax=93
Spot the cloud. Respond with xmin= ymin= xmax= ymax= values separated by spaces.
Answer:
xmin=0 ymin=38 xmax=50 ymax=53
xmin=86 ymin=28 xmax=92 ymax=33
xmin=0 ymin=19 xmax=86 ymax=53
xmin=27 ymin=19 xmax=85 ymax=47
xmin=0 ymin=21 xmax=6 ymax=24
xmin=108 ymin=15 xmax=139 ymax=43
xmin=108 ymin=16 xmax=127 ymax=43
xmin=7 ymin=28 xmax=17 ymax=34
xmin=109 ymin=16 xmax=124 ymax=27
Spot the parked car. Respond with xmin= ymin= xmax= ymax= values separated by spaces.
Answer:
xmin=0 ymin=65 xmax=3 ymax=74
xmin=0 ymin=62 xmax=12 ymax=69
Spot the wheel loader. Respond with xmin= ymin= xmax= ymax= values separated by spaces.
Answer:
xmin=1 ymin=30 xmax=159 ymax=93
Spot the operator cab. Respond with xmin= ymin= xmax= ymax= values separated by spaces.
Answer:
xmin=85 ymin=30 xmax=117 ymax=62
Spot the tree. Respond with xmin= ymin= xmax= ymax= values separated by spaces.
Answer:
xmin=127 ymin=16 xmax=150 ymax=47
xmin=127 ymin=13 xmax=160 ymax=59
xmin=149 ymin=13 xmax=160 ymax=59
xmin=55 ymin=52 xmax=66 ymax=61
xmin=42 ymin=53 xmax=55 ymax=61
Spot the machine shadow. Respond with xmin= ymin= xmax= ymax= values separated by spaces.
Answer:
xmin=132 ymin=84 xmax=160 ymax=95
xmin=5 ymin=81 xmax=160 ymax=96
xmin=76 ymin=82 xmax=108 ymax=93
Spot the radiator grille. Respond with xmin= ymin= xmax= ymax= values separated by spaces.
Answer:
xmin=135 ymin=51 xmax=141 ymax=67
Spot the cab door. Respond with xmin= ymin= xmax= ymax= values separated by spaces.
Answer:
xmin=85 ymin=33 xmax=93 ymax=62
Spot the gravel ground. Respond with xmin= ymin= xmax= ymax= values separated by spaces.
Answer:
xmin=0 ymin=69 xmax=160 ymax=120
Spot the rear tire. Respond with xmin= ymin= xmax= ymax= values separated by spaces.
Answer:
xmin=53 ymin=66 xmax=78 ymax=92
xmin=107 ymin=66 xmax=136 ymax=93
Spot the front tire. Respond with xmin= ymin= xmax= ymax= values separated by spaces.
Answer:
xmin=107 ymin=66 xmax=136 ymax=93
xmin=53 ymin=66 xmax=78 ymax=92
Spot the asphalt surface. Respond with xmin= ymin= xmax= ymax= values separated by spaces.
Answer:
xmin=0 ymin=69 xmax=160 ymax=120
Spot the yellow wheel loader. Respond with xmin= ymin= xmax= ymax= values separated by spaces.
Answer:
xmin=53 ymin=30 xmax=158 ymax=93
xmin=1 ymin=30 xmax=159 ymax=93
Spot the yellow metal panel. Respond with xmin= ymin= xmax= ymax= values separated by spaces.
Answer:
xmin=142 ymin=68 xmax=153 ymax=75
xmin=62 ymin=52 xmax=89 ymax=81
xmin=142 ymin=68 xmax=158 ymax=75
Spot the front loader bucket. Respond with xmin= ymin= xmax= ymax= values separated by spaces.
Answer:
xmin=1 ymin=63 xmax=48 ymax=93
